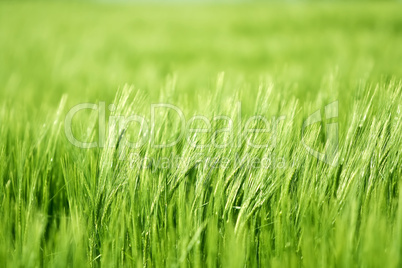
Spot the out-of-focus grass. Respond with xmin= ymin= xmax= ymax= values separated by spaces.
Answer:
xmin=1 ymin=2 xmax=402 ymax=105
xmin=0 ymin=2 xmax=402 ymax=267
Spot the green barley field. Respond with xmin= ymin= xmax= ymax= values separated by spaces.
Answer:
xmin=1 ymin=1 xmax=402 ymax=267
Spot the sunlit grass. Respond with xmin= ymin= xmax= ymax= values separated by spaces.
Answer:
xmin=1 ymin=2 xmax=402 ymax=267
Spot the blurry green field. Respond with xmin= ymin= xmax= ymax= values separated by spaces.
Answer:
xmin=1 ymin=2 xmax=402 ymax=267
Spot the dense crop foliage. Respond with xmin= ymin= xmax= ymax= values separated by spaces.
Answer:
xmin=1 ymin=2 xmax=402 ymax=267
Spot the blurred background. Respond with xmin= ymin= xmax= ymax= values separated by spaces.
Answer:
xmin=1 ymin=1 xmax=402 ymax=112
